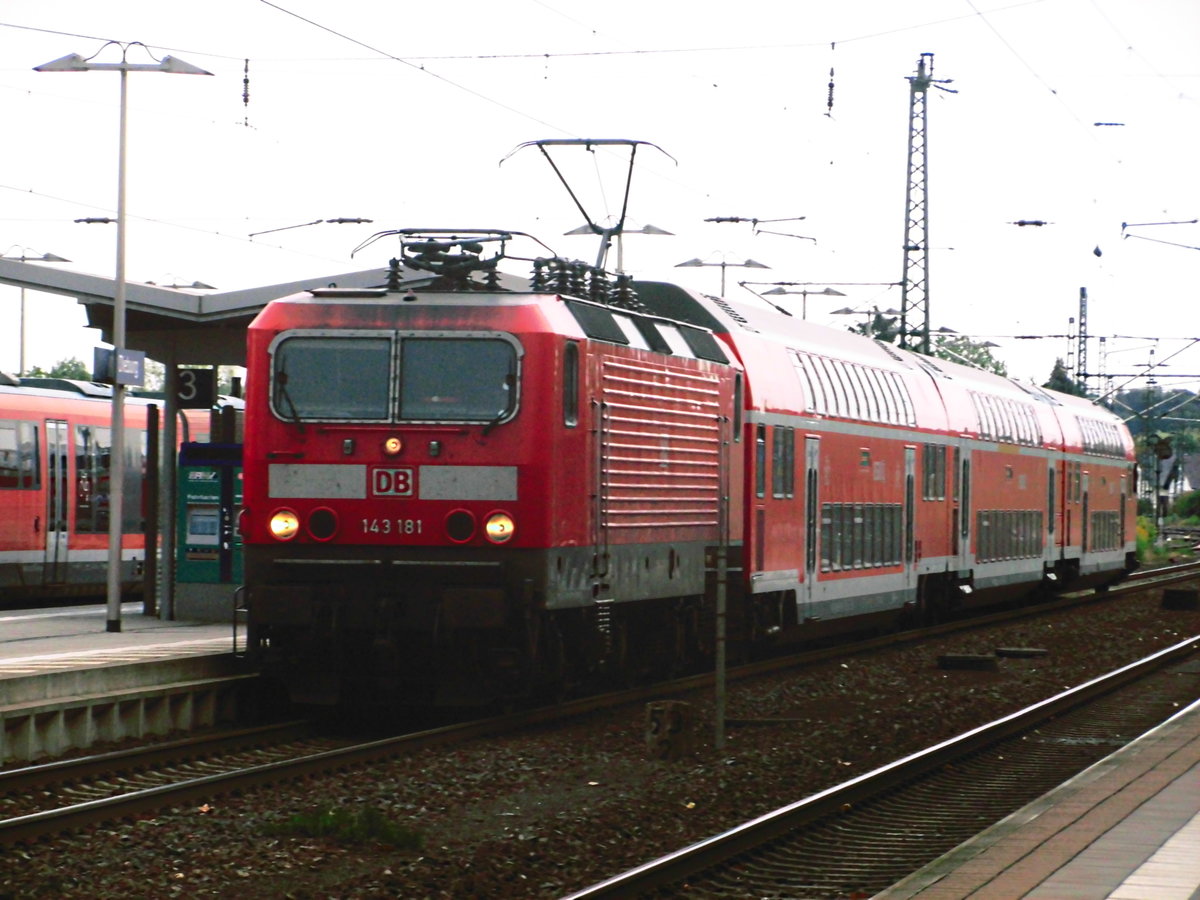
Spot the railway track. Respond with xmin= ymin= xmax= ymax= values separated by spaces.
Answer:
xmin=2 ymin=560 xmax=1195 ymax=849
xmin=562 ymin=634 xmax=1200 ymax=899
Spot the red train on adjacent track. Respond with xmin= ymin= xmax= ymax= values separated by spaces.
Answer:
xmin=240 ymin=231 xmax=1137 ymax=706
xmin=0 ymin=375 xmax=215 ymax=604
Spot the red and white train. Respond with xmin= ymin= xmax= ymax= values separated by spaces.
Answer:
xmin=240 ymin=232 xmax=1137 ymax=705
xmin=0 ymin=375 xmax=215 ymax=604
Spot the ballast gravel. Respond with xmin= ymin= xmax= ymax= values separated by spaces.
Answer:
xmin=3 ymin=588 xmax=1199 ymax=899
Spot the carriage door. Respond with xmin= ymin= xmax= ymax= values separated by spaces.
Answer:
xmin=904 ymin=446 xmax=918 ymax=590
xmin=802 ymin=437 xmax=820 ymax=618
xmin=954 ymin=445 xmax=972 ymax=570
xmin=1080 ymin=472 xmax=1090 ymax=556
xmin=43 ymin=420 xmax=69 ymax=585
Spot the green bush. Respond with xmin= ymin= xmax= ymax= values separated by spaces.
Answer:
xmin=1172 ymin=490 xmax=1200 ymax=519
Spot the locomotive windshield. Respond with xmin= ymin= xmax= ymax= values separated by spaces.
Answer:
xmin=270 ymin=333 xmax=519 ymax=424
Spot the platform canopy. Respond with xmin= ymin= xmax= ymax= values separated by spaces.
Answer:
xmin=0 ymin=258 xmax=418 ymax=367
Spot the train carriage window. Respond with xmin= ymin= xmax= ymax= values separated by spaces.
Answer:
xmin=835 ymin=361 xmax=862 ymax=419
xmin=1047 ymin=467 xmax=1056 ymax=534
xmin=0 ymin=420 xmax=39 ymax=489
xmin=820 ymin=505 xmax=833 ymax=572
xmin=772 ymin=427 xmax=785 ymax=498
xmin=864 ymin=505 xmax=877 ymax=567
xmin=805 ymin=356 xmax=832 ymax=416
xmin=734 ymin=373 xmax=743 ymax=442
xmin=563 ymin=341 xmax=579 ymax=427
xmin=812 ymin=356 xmax=840 ymax=417
xmin=784 ymin=428 xmax=794 ymax=496
xmin=790 ymin=351 xmax=819 ymax=414
xmin=75 ymin=425 xmax=110 ymax=533
xmin=852 ymin=504 xmax=864 ymax=568
xmin=755 ymin=425 xmax=767 ymax=499
xmin=852 ymin=366 xmax=880 ymax=422
xmin=866 ymin=369 xmax=894 ymax=424
xmin=273 ymin=336 xmax=391 ymax=421
xmin=771 ymin=426 xmax=795 ymax=499
xmin=890 ymin=372 xmax=916 ymax=426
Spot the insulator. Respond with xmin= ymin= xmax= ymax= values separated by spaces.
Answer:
xmin=553 ymin=259 xmax=573 ymax=294
xmin=609 ymin=273 xmax=644 ymax=311
xmin=588 ymin=267 xmax=610 ymax=302
xmin=386 ymin=258 xmax=403 ymax=292
xmin=531 ymin=258 xmax=548 ymax=291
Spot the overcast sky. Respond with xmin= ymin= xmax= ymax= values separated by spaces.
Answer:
xmin=1 ymin=0 xmax=1196 ymax=389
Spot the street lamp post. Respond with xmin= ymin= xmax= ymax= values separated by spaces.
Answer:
xmin=762 ymin=285 xmax=845 ymax=319
xmin=675 ymin=257 xmax=770 ymax=297
xmin=0 ymin=249 xmax=71 ymax=374
xmin=37 ymin=43 xmax=212 ymax=633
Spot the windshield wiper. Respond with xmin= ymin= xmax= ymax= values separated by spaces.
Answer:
xmin=275 ymin=369 xmax=306 ymax=433
xmin=481 ymin=372 xmax=516 ymax=436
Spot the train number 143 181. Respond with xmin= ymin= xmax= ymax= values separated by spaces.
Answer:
xmin=361 ymin=518 xmax=423 ymax=535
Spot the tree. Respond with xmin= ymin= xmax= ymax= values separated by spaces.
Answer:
xmin=1043 ymin=358 xmax=1087 ymax=396
xmin=845 ymin=315 xmax=1007 ymax=376
xmin=931 ymin=334 xmax=1007 ymax=377
xmin=26 ymin=357 xmax=91 ymax=380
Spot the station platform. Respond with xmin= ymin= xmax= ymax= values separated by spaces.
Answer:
xmin=1 ymin=602 xmax=254 ymax=763
xmin=878 ymin=693 xmax=1200 ymax=900
xmin=0 ymin=601 xmax=240 ymax=677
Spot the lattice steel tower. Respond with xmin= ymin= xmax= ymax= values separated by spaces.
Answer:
xmin=899 ymin=53 xmax=954 ymax=354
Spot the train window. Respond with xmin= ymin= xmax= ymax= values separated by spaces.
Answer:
xmin=960 ymin=459 xmax=971 ymax=538
xmin=922 ymin=444 xmax=946 ymax=500
xmin=755 ymin=425 xmax=767 ymax=499
xmin=75 ymin=425 xmax=109 ymax=533
xmin=273 ymin=336 xmax=391 ymax=421
xmin=566 ymin=301 xmax=629 ymax=344
xmin=771 ymin=426 xmax=794 ymax=499
xmin=892 ymin=373 xmax=916 ymax=426
xmin=1047 ymin=466 xmax=1056 ymax=534
xmin=632 ymin=320 xmax=673 ymax=354
xmin=864 ymin=368 xmax=890 ymax=423
xmin=733 ymin=374 xmax=743 ymax=441
xmin=851 ymin=366 xmax=879 ymax=422
xmin=795 ymin=354 xmax=828 ymax=416
xmin=400 ymin=338 xmax=517 ymax=422
xmin=0 ymin=420 xmax=39 ymax=489
xmin=677 ymin=325 xmax=730 ymax=363
xmin=653 ymin=323 xmax=695 ymax=358
xmin=563 ymin=341 xmax=579 ymax=427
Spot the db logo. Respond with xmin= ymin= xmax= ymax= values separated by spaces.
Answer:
xmin=371 ymin=467 xmax=414 ymax=497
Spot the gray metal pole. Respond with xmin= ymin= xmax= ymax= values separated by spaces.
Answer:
xmin=105 ymin=67 xmax=129 ymax=633
xmin=161 ymin=357 xmax=179 ymax=620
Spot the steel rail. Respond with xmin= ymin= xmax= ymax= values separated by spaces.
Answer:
xmin=562 ymin=633 xmax=1200 ymax=899
xmin=3 ymin=561 xmax=1195 ymax=846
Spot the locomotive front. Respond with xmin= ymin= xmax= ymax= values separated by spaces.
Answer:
xmin=241 ymin=246 xmax=585 ymax=706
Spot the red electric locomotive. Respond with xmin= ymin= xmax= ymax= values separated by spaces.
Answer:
xmin=240 ymin=231 xmax=1137 ymax=707
xmin=240 ymin=233 xmax=743 ymax=704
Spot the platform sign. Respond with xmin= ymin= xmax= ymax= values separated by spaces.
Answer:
xmin=177 ymin=367 xmax=218 ymax=409
xmin=93 ymin=347 xmax=146 ymax=386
